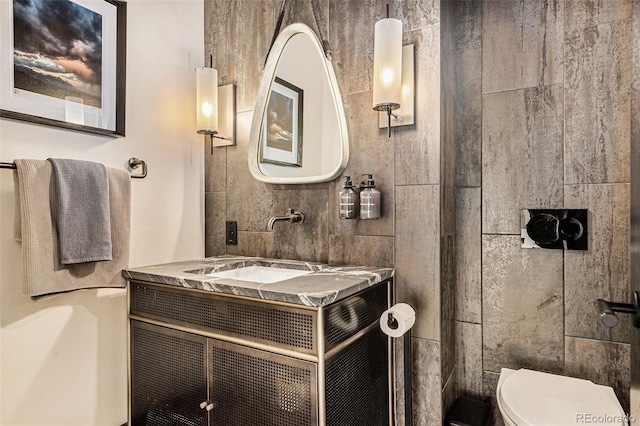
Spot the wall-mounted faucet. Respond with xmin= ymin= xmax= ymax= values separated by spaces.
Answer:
xmin=267 ymin=209 xmax=305 ymax=231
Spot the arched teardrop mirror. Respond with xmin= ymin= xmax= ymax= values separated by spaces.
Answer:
xmin=248 ymin=23 xmax=349 ymax=184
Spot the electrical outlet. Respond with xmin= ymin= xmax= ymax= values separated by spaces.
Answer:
xmin=226 ymin=221 xmax=237 ymax=245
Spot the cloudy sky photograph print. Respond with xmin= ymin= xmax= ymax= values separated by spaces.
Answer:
xmin=13 ymin=0 xmax=102 ymax=108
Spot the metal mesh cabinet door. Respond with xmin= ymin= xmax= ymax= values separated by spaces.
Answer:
xmin=325 ymin=326 xmax=390 ymax=425
xmin=208 ymin=339 xmax=318 ymax=426
xmin=130 ymin=321 xmax=208 ymax=426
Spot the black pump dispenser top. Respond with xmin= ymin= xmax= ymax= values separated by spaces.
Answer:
xmin=361 ymin=174 xmax=375 ymax=188
xmin=343 ymin=176 xmax=354 ymax=188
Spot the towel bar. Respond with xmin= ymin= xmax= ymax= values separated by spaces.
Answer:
xmin=0 ymin=157 xmax=147 ymax=179
xmin=127 ymin=157 xmax=147 ymax=179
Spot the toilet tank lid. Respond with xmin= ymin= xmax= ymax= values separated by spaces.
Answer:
xmin=499 ymin=369 xmax=625 ymax=426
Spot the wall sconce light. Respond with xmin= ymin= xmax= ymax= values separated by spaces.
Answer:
xmin=196 ymin=56 xmax=236 ymax=152
xmin=372 ymin=5 xmax=415 ymax=137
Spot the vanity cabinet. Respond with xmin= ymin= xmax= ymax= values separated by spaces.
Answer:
xmin=128 ymin=279 xmax=391 ymax=426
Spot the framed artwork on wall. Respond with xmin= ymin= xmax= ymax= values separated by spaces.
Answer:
xmin=260 ymin=77 xmax=303 ymax=167
xmin=0 ymin=0 xmax=126 ymax=137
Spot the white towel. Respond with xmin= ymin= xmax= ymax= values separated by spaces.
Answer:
xmin=13 ymin=159 xmax=130 ymax=298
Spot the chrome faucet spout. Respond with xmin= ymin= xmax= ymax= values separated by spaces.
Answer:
xmin=267 ymin=209 xmax=305 ymax=231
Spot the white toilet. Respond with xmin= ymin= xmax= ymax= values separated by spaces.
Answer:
xmin=497 ymin=368 xmax=627 ymax=426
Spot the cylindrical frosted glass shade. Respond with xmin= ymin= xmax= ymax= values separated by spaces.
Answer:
xmin=372 ymin=18 xmax=402 ymax=111
xmin=196 ymin=67 xmax=218 ymax=133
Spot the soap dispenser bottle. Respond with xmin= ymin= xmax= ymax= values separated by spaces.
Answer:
xmin=359 ymin=174 xmax=381 ymax=220
xmin=339 ymin=176 xmax=359 ymax=219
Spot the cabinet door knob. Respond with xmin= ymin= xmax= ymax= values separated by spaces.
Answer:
xmin=205 ymin=403 xmax=215 ymax=412
xmin=199 ymin=401 xmax=208 ymax=409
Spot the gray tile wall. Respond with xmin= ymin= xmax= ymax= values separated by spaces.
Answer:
xmin=440 ymin=2 xmax=457 ymax=414
xmin=205 ymin=0 xmax=451 ymax=424
xmin=630 ymin=2 xmax=640 ymax=417
xmin=453 ymin=0 xmax=633 ymax=416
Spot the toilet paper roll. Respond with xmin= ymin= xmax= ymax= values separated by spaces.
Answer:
xmin=379 ymin=303 xmax=416 ymax=338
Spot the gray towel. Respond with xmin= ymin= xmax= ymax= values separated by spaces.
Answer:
xmin=13 ymin=159 xmax=130 ymax=298
xmin=48 ymin=158 xmax=113 ymax=264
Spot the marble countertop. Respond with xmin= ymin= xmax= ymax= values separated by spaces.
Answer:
xmin=122 ymin=256 xmax=394 ymax=307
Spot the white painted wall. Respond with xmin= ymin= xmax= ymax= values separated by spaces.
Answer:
xmin=0 ymin=1 xmax=205 ymax=424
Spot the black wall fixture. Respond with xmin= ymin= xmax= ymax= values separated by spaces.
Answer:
xmin=521 ymin=209 xmax=588 ymax=250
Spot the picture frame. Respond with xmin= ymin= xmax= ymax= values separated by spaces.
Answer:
xmin=260 ymin=77 xmax=303 ymax=167
xmin=0 ymin=0 xmax=126 ymax=137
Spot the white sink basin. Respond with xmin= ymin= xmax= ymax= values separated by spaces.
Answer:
xmin=205 ymin=266 xmax=312 ymax=284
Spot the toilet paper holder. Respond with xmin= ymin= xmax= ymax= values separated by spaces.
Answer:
xmin=380 ymin=303 xmax=416 ymax=426
xmin=596 ymin=291 xmax=640 ymax=328
xmin=386 ymin=312 xmax=398 ymax=330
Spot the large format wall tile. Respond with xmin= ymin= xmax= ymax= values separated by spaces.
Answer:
xmin=395 ymin=26 xmax=441 ymax=186
xmin=564 ymin=184 xmax=630 ymax=343
xmin=440 ymin=16 xmax=457 ymax=240
xmin=328 ymin=235 xmax=393 ymax=267
xmin=442 ymin=368 xmax=456 ymax=423
xmin=412 ymin=338 xmax=441 ymax=426
xmin=388 ymin=0 xmax=439 ymax=31
xmin=334 ymin=91 xmax=394 ymax=237
xmin=456 ymin=321 xmax=483 ymax=398
xmin=482 ymin=0 xmax=563 ymax=93
xmin=272 ymin=188 xmax=329 ymax=263
xmin=328 ymin=0 xmax=376 ymax=94
xmin=441 ymin=234 xmax=456 ymax=381
xmin=564 ymin=19 xmax=631 ymax=184
xmin=203 ymin=1 xmax=229 ymax=194
xmin=395 ymin=185 xmax=440 ymax=341
xmin=455 ymin=48 xmax=482 ymax=188
xmin=226 ymin=231 xmax=274 ymax=258
xmin=482 ymin=371 xmax=505 ymax=426
xmin=630 ymin=3 xmax=639 ymax=403
xmin=452 ymin=0 xmax=482 ymax=52
xmin=205 ymin=192 xmax=226 ymax=256
xmin=635 ymin=1 xmax=640 ymax=145
xmin=456 ymin=188 xmax=481 ymax=324
xmin=226 ymin=111 xmax=273 ymax=232
xmin=224 ymin=0 xmax=275 ymax=112
xmin=205 ymin=144 xmax=227 ymax=193
xmin=440 ymin=4 xmax=458 ymax=392
xmin=393 ymin=337 xmax=409 ymax=426
xmin=205 ymin=0 xmax=232 ymax=83
xmin=565 ymin=0 xmax=632 ymax=36
xmin=565 ymin=336 xmax=631 ymax=412
xmin=482 ymin=85 xmax=564 ymax=234
xmin=281 ymin=0 xmax=329 ymax=38
xmin=482 ymin=235 xmax=564 ymax=373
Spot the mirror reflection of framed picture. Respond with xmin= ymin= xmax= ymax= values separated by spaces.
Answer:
xmin=0 ymin=0 xmax=126 ymax=137
xmin=260 ymin=77 xmax=303 ymax=167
